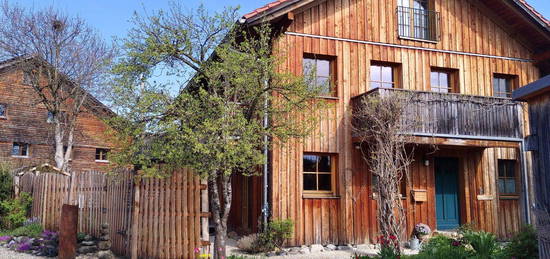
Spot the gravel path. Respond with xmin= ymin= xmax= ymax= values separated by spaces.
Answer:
xmin=0 ymin=246 xmax=50 ymax=259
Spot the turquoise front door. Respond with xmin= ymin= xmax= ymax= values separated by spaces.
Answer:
xmin=435 ymin=157 xmax=460 ymax=230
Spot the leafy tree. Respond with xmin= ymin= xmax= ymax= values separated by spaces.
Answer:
xmin=109 ymin=4 xmax=323 ymax=258
xmin=0 ymin=1 xmax=114 ymax=171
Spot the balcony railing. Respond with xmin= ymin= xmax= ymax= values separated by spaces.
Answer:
xmin=397 ymin=6 xmax=440 ymax=42
xmin=352 ymin=88 xmax=524 ymax=140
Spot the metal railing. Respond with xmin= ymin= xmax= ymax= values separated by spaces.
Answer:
xmin=397 ymin=6 xmax=440 ymax=42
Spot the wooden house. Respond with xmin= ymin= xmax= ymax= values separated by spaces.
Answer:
xmin=513 ymin=74 xmax=550 ymax=257
xmin=229 ymin=0 xmax=550 ymax=246
xmin=0 ymin=57 xmax=115 ymax=172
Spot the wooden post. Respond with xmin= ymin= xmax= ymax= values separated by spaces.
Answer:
xmin=58 ymin=204 xmax=78 ymax=259
xmin=130 ymin=179 xmax=140 ymax=259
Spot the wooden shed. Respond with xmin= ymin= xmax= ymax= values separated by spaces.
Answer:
xmin=513 ymin=74 xmax=550 ymax=258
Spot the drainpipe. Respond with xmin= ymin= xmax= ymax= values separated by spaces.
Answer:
xmin=519 ymin=140 xmax=531 ymax=224
xmin=262 ymin=80 xmax=270 ymax=231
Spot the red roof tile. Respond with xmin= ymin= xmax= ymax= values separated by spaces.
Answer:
xmin=518 ymin=0 xmax=550 ymax=27
xmin=243 ymin=0 xmax=292 ymax=19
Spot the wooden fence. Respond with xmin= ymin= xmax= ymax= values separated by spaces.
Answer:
xmin=15 ymin=168 xmax=209 ymax=259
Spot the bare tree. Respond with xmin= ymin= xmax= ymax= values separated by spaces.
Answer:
xmin=0 ymin=1 xmax=114 ymax=171
xmin=352 ymin=90 xmax=416 ymax=255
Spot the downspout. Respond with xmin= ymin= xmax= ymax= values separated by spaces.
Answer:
xmin=520 ymin=139 xmax=531 ymax=224
xmin=262 ymin=80 xmax=270 ymax=230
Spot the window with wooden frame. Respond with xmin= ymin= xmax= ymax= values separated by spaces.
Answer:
xmin=0 ymin=103 xmax=6 ymax=119
xmin=370 ymin=62 xmax=400 ymax=89
xmin=397 ymin=0 xmax=440 ymax=42
xmin=493 ymin=74 xmax=517 ymax=98
xmin=430 ymin=68 xmax=458 ymax=93
xmin=498 ymin=159 xmax=518 ymax=196
xmin=303 ymin=54 xmax=337 ymax=97
xmin=303 ymin=153 xmax=337 ymax=196
xmin=95 ymin=148 xmax=110 ymax=162
xmin=11 ymin=142 xmax=29 ymax=157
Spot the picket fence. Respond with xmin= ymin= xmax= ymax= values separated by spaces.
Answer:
xmin=16 ymin=168 xmax=209 ymax=259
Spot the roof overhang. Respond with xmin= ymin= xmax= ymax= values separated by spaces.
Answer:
xmin=513 ymin=74 xmax=550 ymax=101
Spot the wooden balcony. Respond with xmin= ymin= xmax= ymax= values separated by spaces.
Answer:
xmin=351 ymin=88 xmax=524 ymax=142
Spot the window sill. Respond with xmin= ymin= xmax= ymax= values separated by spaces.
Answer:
xmin=499 ymin=195 xmax=519 ymax=200
xmin=315 ymin=96 xmax=339 ymax=100
xmin=398 ymin=36 xmax=439 ymax=44
xmin=11 ymin=155 xmax=29 ymax=158
xmin=95 ymin=160 xmax=110 ymax=163
xmin=0 ymin=116 xmax=6 ymax=120
xmin=302 ymin=194 xmax=340 ymax=199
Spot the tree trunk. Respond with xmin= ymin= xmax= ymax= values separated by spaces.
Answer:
xmin=209 ymin=173 xmax=233 ymax=259
xmin=54 ymin=120 xmax=65 ymax=169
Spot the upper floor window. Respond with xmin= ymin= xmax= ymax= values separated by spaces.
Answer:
xmin=303 ymin=54 xmax=337 ymax=97
xmin=370 ymin=62 xmax=399 ymax=89
xmin=23 ymin=70 xmax=38 ymax=85
xmin=303 ymin=153 xmax=336 ymax=196
xmin=498 ymin=160 xmax=517 ymax=195
xmin=95 ymin=148 xmax=110 ymax=162
xmin=493 ymin=74 xmax=517 ymax=98
xmin=0 ymin=103 xmax=6 ymax=118
xmin=430 ymin=69 xmax=457 ymax=93
xmin=397 ymin=0 xmax=440 ymax=42
xmin=12 ymin=142 xmax=29 ymax=157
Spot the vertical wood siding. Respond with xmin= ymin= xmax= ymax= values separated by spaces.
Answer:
xmin=269 ymin=0 xmax=538 ymax=246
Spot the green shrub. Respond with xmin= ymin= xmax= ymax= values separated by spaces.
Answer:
xmin=0 ymin=192 xmax=33 ymax=229
xmin=501 ymin=225 xmax=538 ymax=259
xmin=0 ymin=163 xmax=13 ymax=202
xmin=254 ymin=219 xmax=294 ymax=252
xmin=2 ymin=222 xmax=43 ymax=238
xmin=410 ymin=235 xmax=471 ymax=259
xmin=462 ymin=230 xmax=501 ymax=259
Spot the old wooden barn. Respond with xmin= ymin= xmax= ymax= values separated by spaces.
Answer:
xmin=229 ymin=0 xmax=550 ymax=246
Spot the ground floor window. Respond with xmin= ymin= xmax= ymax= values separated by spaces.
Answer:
xmin=11 ymin=142 xmax=29 ymax=157
xmin=303 ymin=153 xmax=336 ymax=196
xmin=498 ymin=159 xmax=517 ymax=196
xmin=95 ymin=148 xmax=110 ymax=162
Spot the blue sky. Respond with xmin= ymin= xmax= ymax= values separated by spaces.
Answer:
xmin=11 ymin=0 xmax=550 ymax=41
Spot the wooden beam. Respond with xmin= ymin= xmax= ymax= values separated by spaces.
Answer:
xmin=408 ymin=136 xmax=520 ymax=148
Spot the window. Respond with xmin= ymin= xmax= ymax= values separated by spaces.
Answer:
xmin=493 ymin=75 xmax=516 ymax=98
xmin=47 ymin=111 xmax=54 ymax=123
xmin=95 ymin=148 xmax=109 ymax=162
xmin=370 ymin=62 xmax=399 ymax=89
xmin=23 ymin=71 xmax=38 ymax=85
xmin=498 ymin=160 xmax=517 ymax=195
xmin=303 ymin=54 xmax=336 ymax=97
xmin=397 ymin=0 xmax=440 ymax=42
xmin=0 ymin=103 xmax=6 ymax=118
xmin=430 ymin=69 xmax=457 ymax=93
xmin=11 ymin=142 xmax=29 ymax=157
xmin=303 ymin=153 xmax=336 ymax=195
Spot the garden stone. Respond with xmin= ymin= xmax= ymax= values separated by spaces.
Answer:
xmin=228 ymin=231 xmax=239 ymax=239
xmin=325 ymin=244 xmax=336 ymax=251
xmin=337 ymin=244 xmax=352 ymax=250
xmin=97 ymin=240 xmax=111 ymax=250
xmin=276 ymin=250 xmax=288 ymax=256
xmin=81 ymin=241 xmax=96 ymax=246
xmin=84 ymin=234 xmax=93 ymax=241
xmin=97 ymin=250 xmax=116 ymax=259
xmin=288 ymin=247 xmax=301 ymax=255
xmin=299 ymin=246 xmax=310 ymax=254
xmin=266 ymin=251 xmax=277 ymax=257
xmin=100 ymin=234 xmax=110 ymax=241
xmin=310 ymin=244 xmax=324 ymax=253
xmin=78 ymin=245 xmax=98 ymax=254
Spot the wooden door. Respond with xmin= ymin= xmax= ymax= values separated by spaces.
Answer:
xmin=435 ymin=157 xmax=460 ymax=230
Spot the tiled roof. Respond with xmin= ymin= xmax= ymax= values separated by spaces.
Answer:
xmin=243 ymin=0 xmax=549 ymax=28
xmin=518 ymin=0 xmax=550 ymax=27
xmin=243 ymin=0 xmax=292 ymax=19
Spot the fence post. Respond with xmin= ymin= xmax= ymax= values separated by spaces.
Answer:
xmin=130 ymin=178 xmax=140 ymax=259
xmin=58 ymin=204 xmax=78 ymax=259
